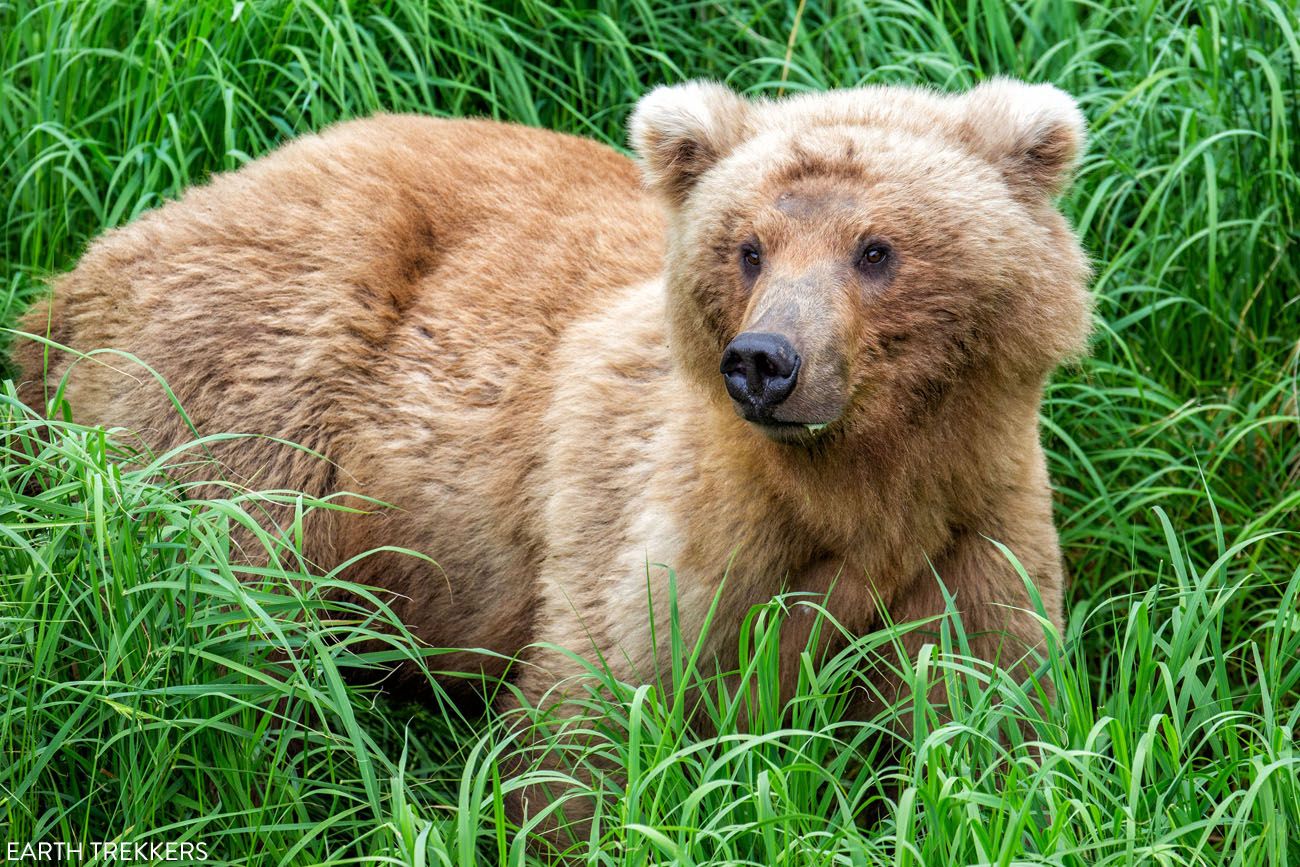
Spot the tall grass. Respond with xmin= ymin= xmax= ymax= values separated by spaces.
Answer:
xmin=1 ymin=0 xmax=1297 ymax=863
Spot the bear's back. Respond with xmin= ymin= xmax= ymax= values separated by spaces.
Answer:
xmin=18 ymin=114 xmax=663 ymax=432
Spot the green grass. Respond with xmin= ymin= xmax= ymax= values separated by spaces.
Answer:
xmin=1 ymin=0 xmax=1297 ymax=863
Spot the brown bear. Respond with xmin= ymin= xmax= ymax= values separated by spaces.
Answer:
xmin=16 ymin=76 xmax=1091 ymax=784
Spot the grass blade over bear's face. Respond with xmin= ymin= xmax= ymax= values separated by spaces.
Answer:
xmin=631 ymin=79 xmax=1093 ymax=445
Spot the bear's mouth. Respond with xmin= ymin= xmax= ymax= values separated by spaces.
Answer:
xmin=746 ymin=418 xmax=835 ymax=444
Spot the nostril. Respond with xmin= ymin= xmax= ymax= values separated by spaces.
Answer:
xmin=720 ymin=348 xmax=744 ymax=377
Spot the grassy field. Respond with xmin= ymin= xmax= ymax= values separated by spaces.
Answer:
xmin=2 ymin=0 xmax=1298 ymax=864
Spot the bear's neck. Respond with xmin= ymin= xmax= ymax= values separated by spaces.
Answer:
xmin=674 ymin=372 xmax=1046 ymax=559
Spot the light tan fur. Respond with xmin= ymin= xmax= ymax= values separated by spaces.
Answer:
xmin=16 ymin=80 xmax=1091 ymax=817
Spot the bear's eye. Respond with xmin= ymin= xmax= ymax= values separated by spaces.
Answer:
xmin=740 ymin=244 xmax=762 ymax=274
xmin=858 ymin=244 xmax=891 ymax=269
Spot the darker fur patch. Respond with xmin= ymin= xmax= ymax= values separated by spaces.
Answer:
xmin=773 ymin=146 xmax=866 ymax=187
xmin=349 ymin=212 xmax=444 ymax=351
xmin=400 ymin=217 xmax=441 ymax=287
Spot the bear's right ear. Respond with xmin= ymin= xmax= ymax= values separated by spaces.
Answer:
xmin=959 ymin=79 xmax=1087 ymax=198
xmin=629 ymin=81 xmax=753 ymax=206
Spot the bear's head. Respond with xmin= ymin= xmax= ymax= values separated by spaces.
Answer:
xmin=630 ymin=79 xmax=1092 ymax=446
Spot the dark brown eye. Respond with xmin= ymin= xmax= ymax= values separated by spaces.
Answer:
xmin=860 ymin=244 xmax=890 ymax=267
xmin=741 ymin=245 xmax=762 ymax=273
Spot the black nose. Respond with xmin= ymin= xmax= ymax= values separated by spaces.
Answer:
xmin=720 ymin=332 xmax=801 ymax=411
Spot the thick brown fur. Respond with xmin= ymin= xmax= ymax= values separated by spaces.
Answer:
xmin=16 ymin=80 xmax=1092 ymax=826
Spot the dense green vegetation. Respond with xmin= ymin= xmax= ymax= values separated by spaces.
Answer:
xmin=1 ymin=0 xmax=1297 ymax=863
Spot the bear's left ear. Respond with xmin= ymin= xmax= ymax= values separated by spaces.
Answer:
xmin=629 ymin=81 xmax=753 ymax=206
xmin=959 ymin=79 xmax=1087 ymax=198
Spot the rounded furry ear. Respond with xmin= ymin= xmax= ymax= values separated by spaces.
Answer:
xmin=628 ymin=81 xmax=753 ymax=206
xmin=960 ymin=79 xmax=1087 ymax=197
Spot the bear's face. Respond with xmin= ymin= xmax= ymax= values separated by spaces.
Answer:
xmin=631 ymin=80 xmax=1093 ymax=446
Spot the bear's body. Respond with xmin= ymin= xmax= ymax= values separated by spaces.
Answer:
xmin=19 ymin=116 xmax=668 ymax=680
xmin=17 ymin=82 xmax=1091 ymax=724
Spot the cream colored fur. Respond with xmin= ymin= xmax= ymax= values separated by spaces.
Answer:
xmin=17 ymin=80 xmax=1092 ymax=826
